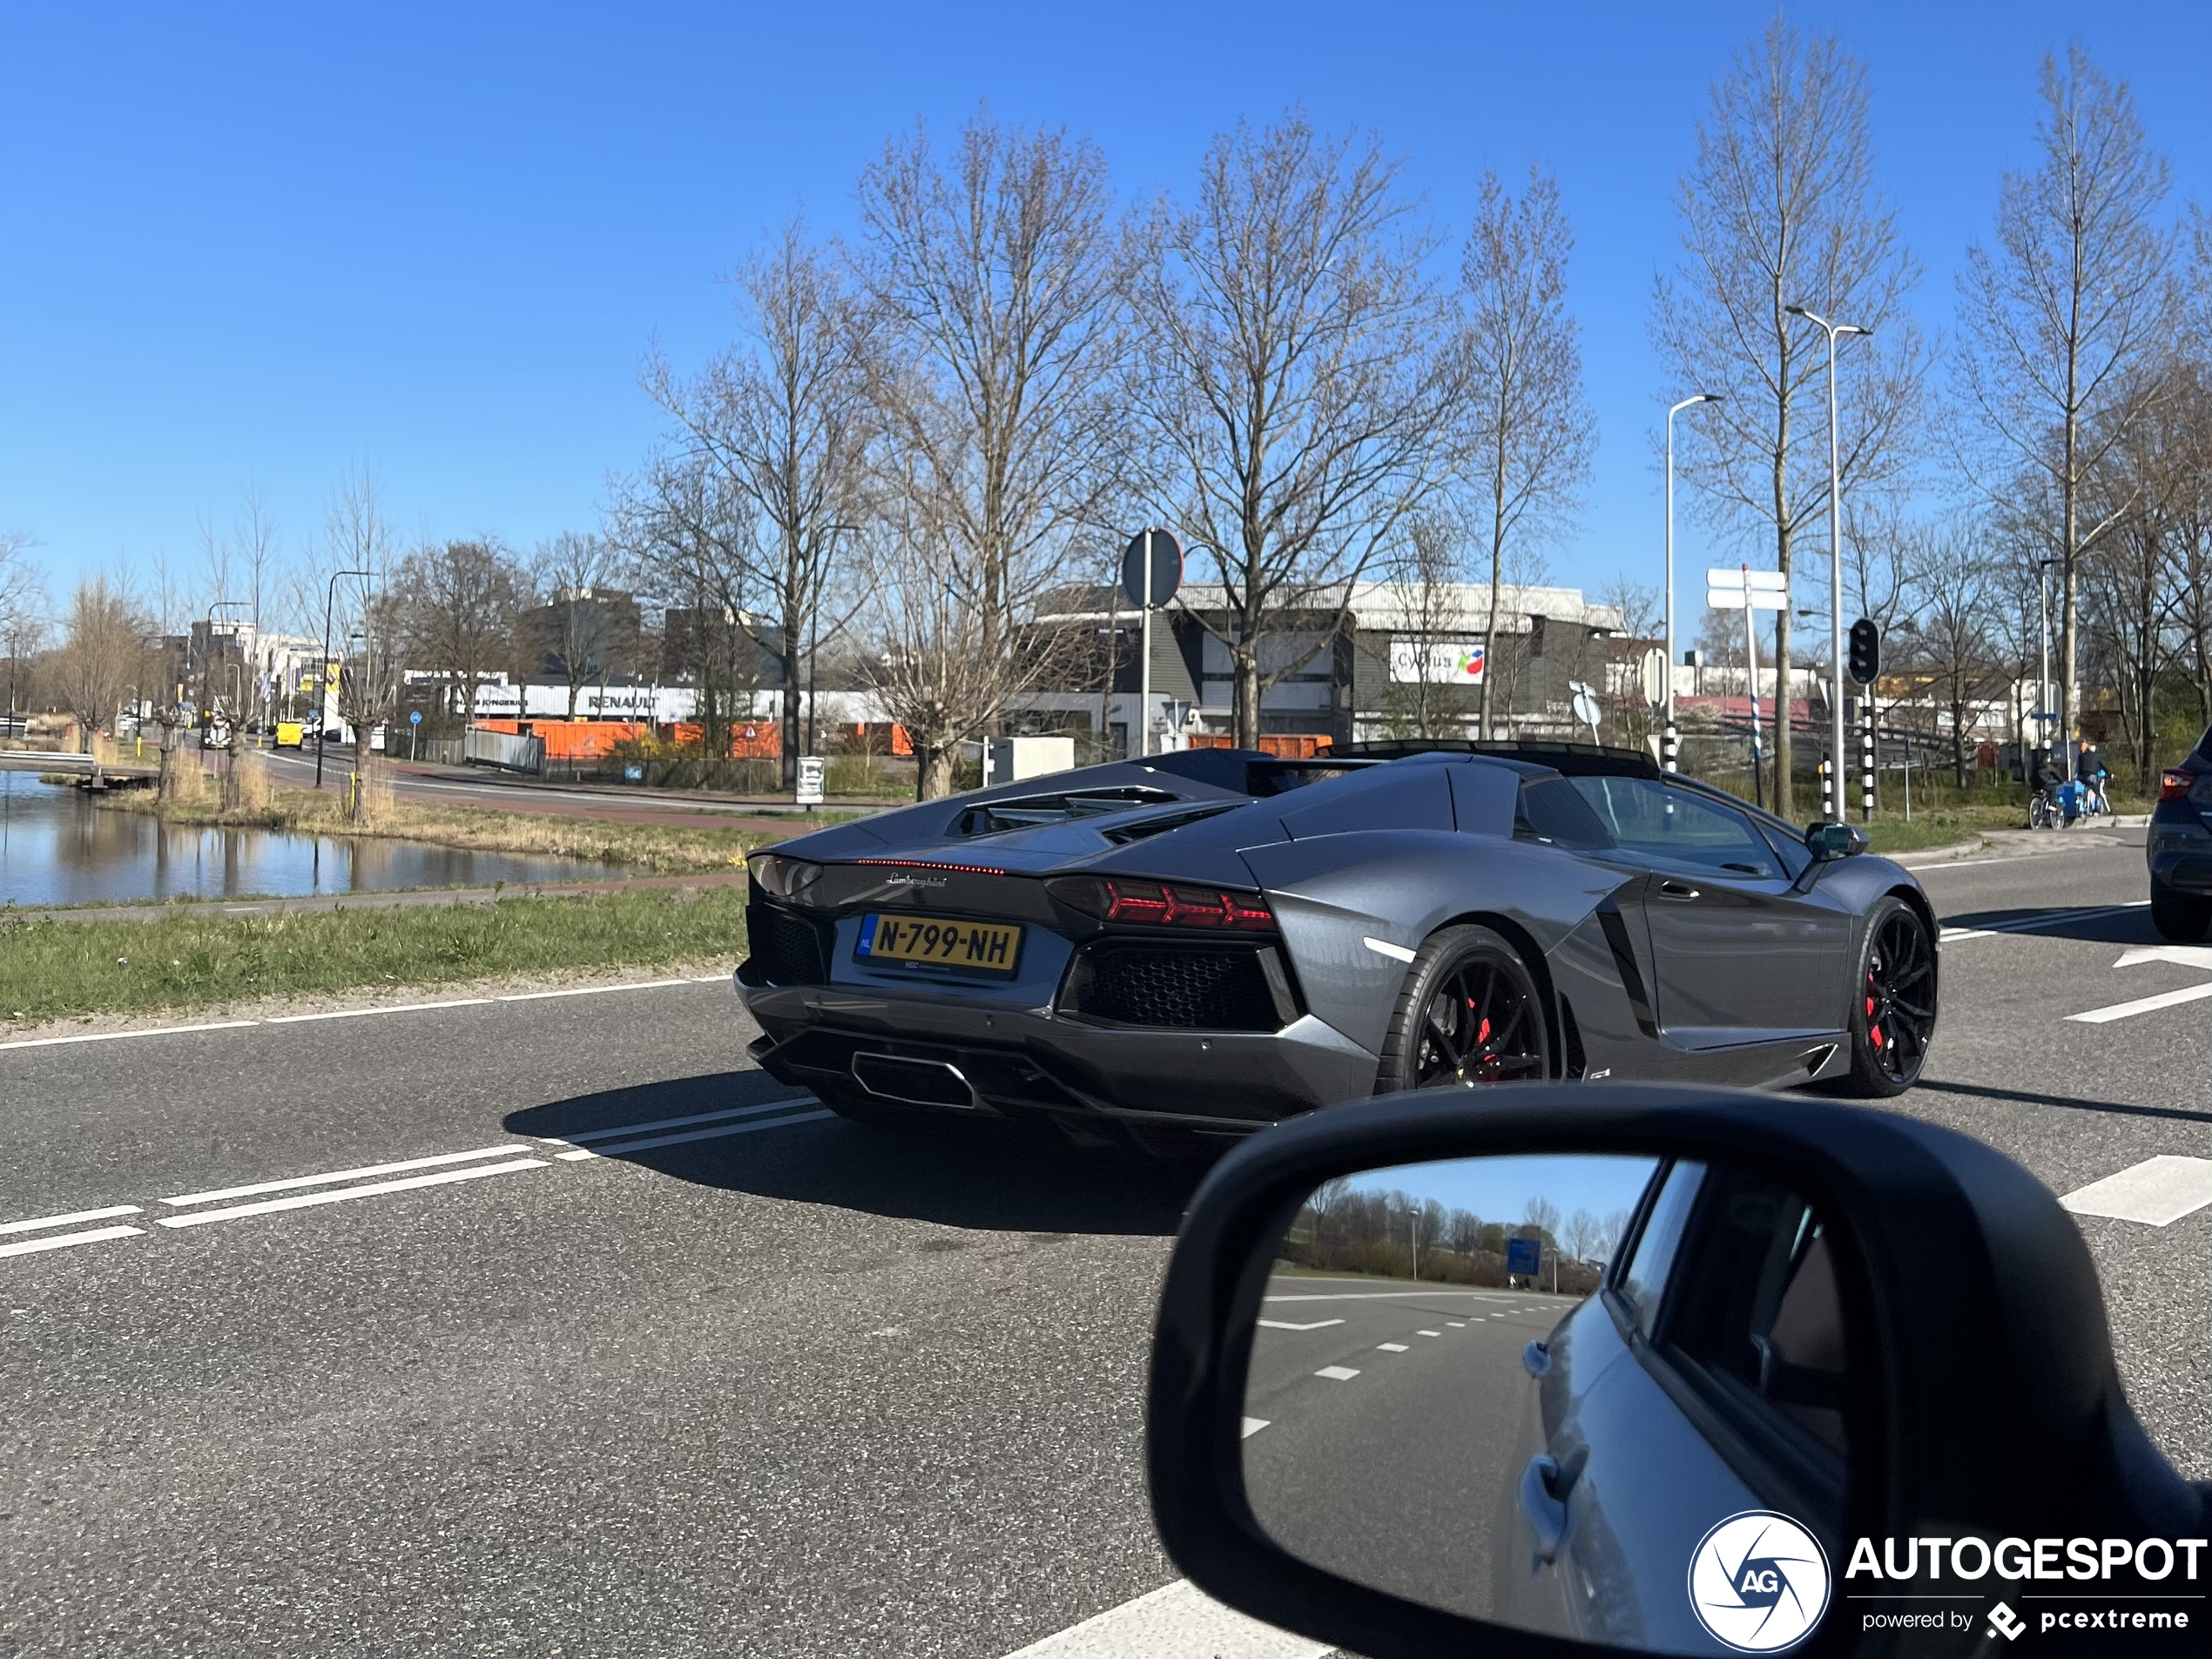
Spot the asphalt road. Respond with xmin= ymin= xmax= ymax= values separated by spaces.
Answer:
xmin=3 ymin=821 xmax=2208 ymax=1657
xmin=1243 ymin=1277 xmax=1579 ymax=1623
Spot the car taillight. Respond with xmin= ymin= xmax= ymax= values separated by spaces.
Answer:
xmin=1048 ymin=876 xmax=1276 ymax=932
xmin=2161 ymin=769 xmax=2199 ymax=802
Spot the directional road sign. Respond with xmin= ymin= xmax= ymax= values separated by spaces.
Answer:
xmin=1506 ymin=1236 xmax=1542 ymax=1278
xmin=1706 ymin=567 xmax=1789 ymax=610
xmin=1121 ymin=529 xmax=1183 ymax=610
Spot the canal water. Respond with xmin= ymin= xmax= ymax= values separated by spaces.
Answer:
xmin=0 ymin=775 xmax=608 ymax=908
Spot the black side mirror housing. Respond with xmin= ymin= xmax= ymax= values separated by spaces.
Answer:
xmin=1144 ymin=1084 xmax=2207 ymax=1659
xmin=1806 ymin=820 xmax=1869 ymax=861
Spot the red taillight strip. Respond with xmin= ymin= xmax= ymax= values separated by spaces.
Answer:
xmin=1099 ymin=880 xmax=1276 ymax=931
xmin=853 ymin=859 xmax=1011 ymax=875
xmin=2160 ymin=770 xmax=2199 ymax=802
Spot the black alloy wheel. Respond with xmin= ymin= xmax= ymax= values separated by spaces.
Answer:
xmin=1842 ymin=898 xmax=1936 ymax=1097
xmin=1375 ymin=924 xmax=1550 ymax=1094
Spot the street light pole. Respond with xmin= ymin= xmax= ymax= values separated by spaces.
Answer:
xmin=1785 ymin=307 xmax=1871 ymax=823
xmin=1664 ymin=394 xmax=1723 ymax=772
xmin=315 ymin=570 xmax=371 ymax=789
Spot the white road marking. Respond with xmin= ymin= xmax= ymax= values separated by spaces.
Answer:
xmin=2061 ymin=1157 xmax=2212 ymax=1227
xmin=1263 ymin=1289 xmax=1520 ymax=1303
xmin=0 ymin=1020 xmax=259 ymax=1053
xmin=1939 ymin=927 xmax=1995 ymax=942
xmin=2067 ymin=982 xmax=2212 ymax=1024
xmin=1254 ymin=1318 xmax=1344 ymax=1332
xmin=0 ymin=981 xmax=732 ymax=1055
xmin=1376 ymin=1342 xmax=1408 ymax=1352
xmin=496 ymin=978 xmax=691 ymax=1002
xmin=0 ymin=1204 xmax=143 ymax=1235
xmin=0 ymin=1224 xmax=144 ymax=1260
xmin=163 ymin=1144 xmax=531 ymax=1206
xmin=266 ymin=998 xmax=494 ymax=1024
xmin=1417 ymin=1329 xmax=1442 ymax=1337
xmin=157 ymin=1157 xmax=548 ymax=1228
xmin=560 ymin=1109 xmax=834 ymax=1159
xmin=1447 ymin=1320 xmax=1467 ymax=1326
xmin=998 ymin=1577 xmax=1329 ymax=1659
xmin=539 ymin=1098 xmax=814 ymax=1148
xmin=2114 ymin=944 xmax=2212 ymax=972
xmin=1361 ymin=935 xmax=1417 ymax=963
xmin=1240 ymin=1418 xmax=1270 ymax=1439
xmin=1314 ymin=1366 xmax=1361 ymax=1381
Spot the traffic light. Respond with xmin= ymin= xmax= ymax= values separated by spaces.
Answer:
xmin=1848 ymin=617 xmax=1880 ymax=685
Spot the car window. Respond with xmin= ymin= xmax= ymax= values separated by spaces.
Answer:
xmin=1513 ymin=775 xmax=1617 ymax=850
xmin=1656 ymin=1167 xmax=1849 ymax=1458
xmin=1615 ymin=1158 xmax=1705 ymax=1331
xmin=1754 ymin=818 xmax=1814 ymax=880
xmin=1567 ymin=777 xmax=1779 ymax=877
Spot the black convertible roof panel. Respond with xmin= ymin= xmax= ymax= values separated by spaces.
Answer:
xmin=1338 ymin=738 xmax=1662 ymax=778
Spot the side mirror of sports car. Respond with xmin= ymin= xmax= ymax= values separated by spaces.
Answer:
xmin=1805 ymin=821 xmax=1869 ymax=861
xmin=1146 ymin=1084 xmax=2208 ymax=1657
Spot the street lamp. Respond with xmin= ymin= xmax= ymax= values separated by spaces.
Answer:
xmin=315 ymin=570 xmax=371 ymax=789
xmin=1663 ymin=394 xmax=1723 ymax=772
xmin=1784 ymin=306 xmax=1872 ymax=823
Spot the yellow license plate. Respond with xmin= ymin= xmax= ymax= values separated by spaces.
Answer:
xmin=856 ymin=913 xmax=1022 ymax=974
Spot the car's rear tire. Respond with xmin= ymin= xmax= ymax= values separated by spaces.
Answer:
xmin=2150 ymin=878 xmax=2212 ymax=942
xmin=1838 ymin=897 xmax=1936 ymax=1098
xmin=1374 ymin=924 xmax=1550 ymax=1095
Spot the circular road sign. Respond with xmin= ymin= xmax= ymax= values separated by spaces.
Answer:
xmin=408 ymin=710 xmax=422 ymax=725
xmin=1121 ymin=529 xmax=1183 ymax=610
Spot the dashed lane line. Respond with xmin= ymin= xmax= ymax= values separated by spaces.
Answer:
xmin=1313 ymin=1366 xmax=1361 ymax=1381
xmin=999 ymin=1576 xmax=1327 ymax=1659
xmin=1240 ymin=1418 xmax=1270 ymax=1440
xmin=1255 ymin=1318 xmax=1344 ymax=1332
xmin=2061 ymin=1157 xmax=2212 ymax=1227
xmin=162 ymin=1143 xmax=531 ymax=1207
xmin=155 ymin=1157 xmax=550 ymax=1229
xmin=2067 ymin=982 xmax=2212 ymax=1025
xmin=0 ymin=1204 xmax=143 ymax=1235
xmin=0 ymin=1224 xmax=145 ymax=1260
xmin=1376 ymin=1342 xmax=1408 ymax=1352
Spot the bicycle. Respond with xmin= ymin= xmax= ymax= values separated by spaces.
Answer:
xmin=2029 ymin=789 xmax=2062 ymax=830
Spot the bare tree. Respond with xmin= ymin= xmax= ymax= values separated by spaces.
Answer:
xmin=1651 ymin=18 xmax=1927 ymax=819
xmin=856 ymin=111 xmax=1129 ymax=798
xmin=1380 ymin=516 xmax=1474 ymax=740
xmin=644 ymin=220 xmax=873 ymax=786
xmin=1128 ymin=112 xmax=1464 ymax=746
xmin=1955 ymin=44 xmax=2177 ymax=755
xmin=398 ymin=538 xmax=524 ymax=724
xmin=1905 ymin=519 xmax=2000 ymax=784
xmin=326 ymin=469 xmax=402 ymax=816
xmin=1461 ymin=166 xmax=1595 ymax=738
xmin=53 ymin=577 xmax=150 ymax=779
xmin=616 ymin=453 xmax=762 ymax=759
xmin=1563 ymin=1208 xmax=1601 ymax=1263
xmin=1522 ymin=1195 xmax=1561 ymax=1244
xmin=524 ymin=531 xmax=632 ymax=718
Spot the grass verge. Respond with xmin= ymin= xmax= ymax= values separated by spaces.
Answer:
xmin=101 ymin=783 xmax=779 ymax=874
xmin=0 ymin=886 xmax=748 ymax=1028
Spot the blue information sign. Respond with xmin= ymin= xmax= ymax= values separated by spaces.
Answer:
xmin=408 ymin=710 xmax=421 ymax=725
xmin=1506 ymin=1236 xmax=1542 ymax=1278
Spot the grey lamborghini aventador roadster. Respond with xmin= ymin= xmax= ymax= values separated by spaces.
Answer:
xmin=735 ymin=742 xmax=1938 ymax=1149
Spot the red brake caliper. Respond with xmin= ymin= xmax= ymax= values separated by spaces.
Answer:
xmin=1867 ymin=974 xmax=1883 ymax=1049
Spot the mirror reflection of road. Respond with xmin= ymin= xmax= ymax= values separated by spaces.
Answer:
xmin=1242 ymin=1270 xmax=1583 ymax=1621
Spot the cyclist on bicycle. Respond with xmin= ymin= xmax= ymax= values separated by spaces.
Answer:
xmin=2030 ymin=747 xmax=2067 ymax=826
xmin=2076 ymin=741 xmax=2109 ymax=816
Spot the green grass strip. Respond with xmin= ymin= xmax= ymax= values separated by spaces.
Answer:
xmin=0 ymin=887 xmax=749 ymax=1028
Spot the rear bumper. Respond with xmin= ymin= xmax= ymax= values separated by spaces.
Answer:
xmin=2148 ymin=814 xmax=2212 ymax=893
xmin=738 ymin=982 xmax=1379 ymax=1132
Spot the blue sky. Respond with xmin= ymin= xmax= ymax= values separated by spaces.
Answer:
xmin=1349 ymin=1153 xmax=1661 ymax=1231
xmin=4 ymin=3 xmax=2208 ymax=621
